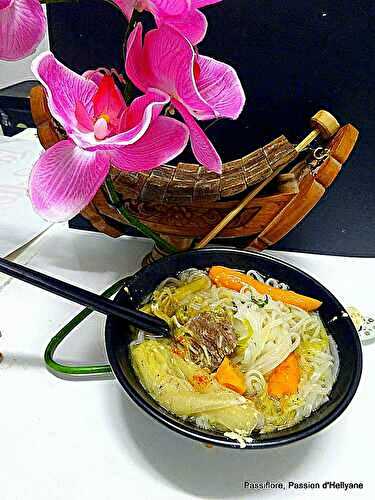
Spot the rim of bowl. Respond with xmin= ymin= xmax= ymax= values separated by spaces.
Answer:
xmin=105 ymin=248 xmax=363 ymax=449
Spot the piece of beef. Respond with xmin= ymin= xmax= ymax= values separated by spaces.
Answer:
xmin=183 ymin=312 xmax=237 ymax=371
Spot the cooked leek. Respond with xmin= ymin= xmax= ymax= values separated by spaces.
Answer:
xmin=131 ymin=339 xmax=259 ymax=433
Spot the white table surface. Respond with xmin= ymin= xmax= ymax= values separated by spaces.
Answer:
xmin=0 ymin=130 xmax=51 ymax=257
xmin=0 ymin=223 xmax=374 ymax=500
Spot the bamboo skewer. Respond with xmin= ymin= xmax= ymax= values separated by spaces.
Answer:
xmin=195 ymin=164 xmax=288 ymax=248
xmin=295 ymin=129 xmax=320 ymax=153
xmin=194 ymin=110 xmax=340 ymax=249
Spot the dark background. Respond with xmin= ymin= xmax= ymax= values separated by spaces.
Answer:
xmin=47 ymin=0 xmax=375 ymax=256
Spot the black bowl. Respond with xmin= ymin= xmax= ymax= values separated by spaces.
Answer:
xmin=105 ymin=248 xmax=362 ymax=449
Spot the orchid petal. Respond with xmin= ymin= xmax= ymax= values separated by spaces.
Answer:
xmin=0 ymin=0 xmax=46 ymax=61
xmin=29 ymin=140 xmax=109 ymax=222
xmin=84 ymin=69 xmax=126 ymax=124
xmin=156 ymin=7 xmax=207 ymax=45
xmin=32 ymin=51 xmax=98 ymax=138
xmin=87 ymin=88 xmax=170 ymax=151
xmin=83 ymin=68 xmax=107 ymax=86
xmin=142 ymin=25 xmax=204 ymax=108
xmin=192 ymin=0 xmax=222 ymax=7
xmin=123 ymin=88 xmax=170 ymax=130
xmin=128 ymin=24 xmax=214 ymax=117
xmin=92 ymin=75 xmax=126 ymax=121
xmin=110 ymin=116 xmax=189 ymax=172
xmin=112 ymin=0 xmax=135 ymax=19
xmin=116 ymin=0 xmax=221 ymax=46
xmin=75 ymin=102 xmax=94 ymax=132
xmin=172 ymin=99 xmax=221 ymax=173
xmin=0 ymin=0 xmax=13 ymax=9
xmin=195 ymin=55 xmax=246 ymax=119
xmin=114 ymin=0 xmax=190 ymax=19
xmin=150 ymin=0 xmax=190 ymax=16
xmin=126 ymin=23 xmax=149 ymax=93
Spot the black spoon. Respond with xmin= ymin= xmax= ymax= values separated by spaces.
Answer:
xmin=0 ymin=257 xmax=169 ymax=337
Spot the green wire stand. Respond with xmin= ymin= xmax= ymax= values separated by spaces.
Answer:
xmin=44 ymin=278 xmax=127 ymax=377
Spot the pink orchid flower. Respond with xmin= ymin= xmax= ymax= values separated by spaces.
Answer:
xmin=115 ymin=0 xmax=222 ymax=45
xmin=0 ymin=0 xmax=46 ymax=61
xmin=29 ymin=52 xmax=188 ymax=222
xmin=126 ymin=23 xmax=245 ymax=173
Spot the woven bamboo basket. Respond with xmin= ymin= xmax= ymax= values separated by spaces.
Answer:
xmin=30 ymin=85 xmax=359 ymax=263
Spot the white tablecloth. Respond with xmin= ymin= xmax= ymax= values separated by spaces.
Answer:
xmin=0 ymin=222 xmax=374 ymax=500
xmin=0 ymin=130 xmax=50 ymax=258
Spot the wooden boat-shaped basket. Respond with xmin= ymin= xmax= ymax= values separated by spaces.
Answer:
xmin=30 ymin=86 xmax=359 ymax=261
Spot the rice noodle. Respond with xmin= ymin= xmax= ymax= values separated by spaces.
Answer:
xmin=231 ymin=287 xmax=302 ymax=375
xmin=246 ymin=269 xmax=290 ymax=290
xmin=245 ymin=370 xmax=267 ymax=396
xmin=177 ymin=268 xmax=208 ymax=283
xmin=136 ymin=267 xmax=337 ymax=436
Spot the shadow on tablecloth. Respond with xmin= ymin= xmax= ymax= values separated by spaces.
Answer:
xmin=106 ymin=384 xmax=329 ymax=499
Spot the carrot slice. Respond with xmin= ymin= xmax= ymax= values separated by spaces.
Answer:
xmin=209 ymin=266 xmax=322 ymax=312
xmin=267 ymin=353 xmax=300 ymax=398
xmin=216 ymin=357 xmax=246 ymax=395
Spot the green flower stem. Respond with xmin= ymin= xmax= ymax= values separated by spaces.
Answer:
xmin=124 ymin=8 xmax=142 ymax=42
xmin=44 ymin=278 xmax=126 ymax=376
xmin=39 ymin=1 xmax=139 ymax=103
xmin=103 ymin=176 xmax=178 ymax=254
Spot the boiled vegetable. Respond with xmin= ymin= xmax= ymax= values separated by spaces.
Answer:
xmin=173 ymin=277 xmax=210 ymax=302
xmin=131 ymin=339 xmax=259 ymax=433
xmin=209 ymin=266 xmax=322 ymax=312
xmin=216 ymin=357 xmax=246 ymax=395
xmin=267 ymin=352 xmax=300 ymax=398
